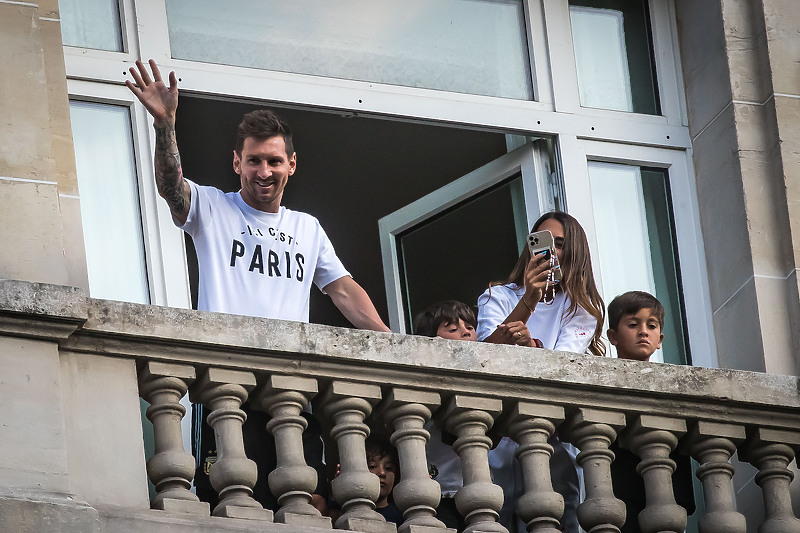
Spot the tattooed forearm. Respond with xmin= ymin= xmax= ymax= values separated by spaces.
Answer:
xmin=153 ymin=122 xmax=187 ymax=215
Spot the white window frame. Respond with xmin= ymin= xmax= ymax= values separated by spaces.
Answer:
xmin=378 ymin=143 xmax=550 ymax=332
xmin=66 ymin=79 xmax=191 ymax=309
xmin=64 ymin=0 xmax=690 ymax=150
xmin=562 ymin=137 xmax=717 ymax=368
xmin=545 ymin=0 xmax=685 ymax=124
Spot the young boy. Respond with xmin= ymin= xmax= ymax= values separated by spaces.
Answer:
xmin=413 ymin=301 xmax=476 ymax=531
xmin=607 ymin=290 xmax=664 ymax=361
xmin=326 ymin=436 xmax=403 ymax=526
xmin=413 ymin=300 xmax=477 ymax=341
xmin=606 ymin=291 xmax=694 ymax=532
xmin=366 ymin=436 xmax=403 ymax=525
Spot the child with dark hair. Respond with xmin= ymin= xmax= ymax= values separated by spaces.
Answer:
xmin=413 ymin=301 xmax=477 ymax=531
xmin=326 ymin=435 xmax=403 ymax=526
xmin=606 ymin=290 xmax=664 ymax=361
xmin=413 ymin=300 xmax=477 ymax=340
xmin=365 ymin=435 xmax=403 ymax=525
xmin=606 ymin=290 xmax=695 ymax=532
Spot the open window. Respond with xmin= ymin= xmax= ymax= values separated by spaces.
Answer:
xmin=379 ymin=139 xmax=562 ymax=333
xmin=567 ymin=140 xmax=715 ymax=366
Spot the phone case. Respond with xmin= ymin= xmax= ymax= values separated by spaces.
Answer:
xmin=527 ymin=230 xmax=562 ymax=282
xmin=527 ymin=230 xmax=555 ymax=256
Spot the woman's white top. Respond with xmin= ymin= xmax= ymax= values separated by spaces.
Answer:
xmin=477 ymin=283 xmax=596 ymax=353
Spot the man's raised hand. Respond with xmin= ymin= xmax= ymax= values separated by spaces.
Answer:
xmin=125 ymin=59 xmax=178 ymax=126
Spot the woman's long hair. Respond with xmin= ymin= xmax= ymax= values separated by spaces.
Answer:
xmin=493 ymin=211 xmax=606 ymax=355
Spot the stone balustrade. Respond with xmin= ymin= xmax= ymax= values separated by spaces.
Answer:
xmin=2 ymin=279 xmax=800 ymax=533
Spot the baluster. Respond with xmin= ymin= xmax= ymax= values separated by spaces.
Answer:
xmin=561 ymin=408 xmax=626 ymax=533
xmin=621 ymin=415 xmax=687 ymax=533
xmin=439 ymin=395 xmax=507 ymax=533
xmin=320 ymin=381 xmax=395 ymax=533
xmin=138 ymin=361 xmax=209 ymax=515
xmin=189 ymin=368 xmax=271 ymax=520
xmin=254 ymin=375 xmax=331 ymax=528
xmin=499 ymin=401 xmax=565 ymax=533
xmin=377 ymin=388 xmax=447 ymax=532
xmin=741 ymin=428 xmax=800 ymax=533
xmin=686 ymin=421 xmax=746 ymax=533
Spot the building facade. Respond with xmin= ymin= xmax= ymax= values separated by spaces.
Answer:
xmin=1 ymin=0 xmax=799 ymax=532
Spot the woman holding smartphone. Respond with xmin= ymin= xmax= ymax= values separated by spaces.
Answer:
xmin=477 ymin=210 xmax=605 ymax=355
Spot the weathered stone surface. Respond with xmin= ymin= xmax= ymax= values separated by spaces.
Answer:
xmin=60 ymin=352 xmax=149 ymax=508
xmin=0 ymin=336 xmax=71 ymax=494
xmin=0 ymin=282 xmax=790 ymax=421
xmin=0 ymin=493 xmax=100 ymax=533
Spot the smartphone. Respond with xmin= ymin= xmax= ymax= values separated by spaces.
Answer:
xmin=527 ymin=229 xmax=562 ymax=282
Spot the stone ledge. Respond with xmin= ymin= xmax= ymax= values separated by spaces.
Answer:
xmin=0 ymin=491 xmax=100 ymax=533
xmin=95 ymin=504 xmax=339 ymax=533
xmin=2 ymin=279 xmax=799 ymax=421
xmin=0 ymin=279 xmax=86 ymax=340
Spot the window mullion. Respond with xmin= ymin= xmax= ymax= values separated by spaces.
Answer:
xmin=649 ymin=0 xmax=685 ymax=125
xmin=542 ymin=0 xmax=581 ymax=113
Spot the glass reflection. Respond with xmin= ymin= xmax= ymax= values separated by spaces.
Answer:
xmin=165 ymin=0 xmax=532 ymax=100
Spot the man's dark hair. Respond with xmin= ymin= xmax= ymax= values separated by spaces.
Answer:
xmin=607 ymin=291 xmax=665 ymax=330
xmin=413 ymin=300 xmax=477 ymax=338
xmin=234 ymin=109 xmax=294 ymax=156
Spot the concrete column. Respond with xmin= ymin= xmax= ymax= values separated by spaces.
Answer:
xmin=378 ymin=388 xmax=445 ymax=533
xmin=561 ymin=408 xmax=626 ymax=533
xmin=320 ymin=380 xmax=395 ymax=533
xmin=673 ymin=0 xmax=800 ymax=375
xmin=189 ymin=368 xmax=270 ymax=520
xmin=0 ymin=1 xmax=87 ymax=288
xmin=0 ymin=282 xmax=104 ymax=532
xmin=439 ymin=395 xmax=506 ymax=533
xmin=138 ymin=361 xmax=208 ymax=515
xmin=254 ymin=375 xmax=330 ymax=528
xmin=741 ymin=428 xmax=800 ymax=533
xmin=621 ymin=415 xmax=687 ymax=533
xmin=500 ymin=401 xmax=565 ymax=533
xmin=686 ymin=421 xmax=747 ymax=533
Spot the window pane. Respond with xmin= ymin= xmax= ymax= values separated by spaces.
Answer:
xmin=69 ymin=101 xmax=149 ymax=304
xmin=588 ymin=162 xmax=688 ymax=364
xmin=59 ymin=0 xmax=123 ymax=52
xmin=398 ymin=176 xmax=524 ymax=332
xmin=165 ymin=0 xmax=532 ymax=100
xmin=569 ymin=0 xmax=659 ymax=114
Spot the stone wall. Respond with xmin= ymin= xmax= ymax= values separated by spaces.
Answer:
xmin=0 ymin=1 xmax=87 ymax=289
xmin=674 ymin=0 xmax=800 ymax=376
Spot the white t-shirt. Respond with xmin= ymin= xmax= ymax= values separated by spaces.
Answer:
xmin=180 ymin=180 xmax=350 ymax=321
xmin=476 ymin=284 xmax=596 ymax=353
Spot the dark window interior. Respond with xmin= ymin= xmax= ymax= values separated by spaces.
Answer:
xmin=175 ymin=95 xmax=509 ymax=328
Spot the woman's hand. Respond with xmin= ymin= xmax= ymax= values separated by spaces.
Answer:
xmin=522 ymin=252 xmax=552 ymax=308
xmin=495 ymin=321 xmax=534 ymax=347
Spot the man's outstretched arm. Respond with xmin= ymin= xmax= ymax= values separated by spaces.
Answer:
xmin=324 ymin=276 xmax=392 ymax=332
xmin=126 ymin=59 xmax=191 ymax=225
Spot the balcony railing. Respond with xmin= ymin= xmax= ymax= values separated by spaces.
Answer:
xmin=2 ymin=279 xmax=800 ymax=533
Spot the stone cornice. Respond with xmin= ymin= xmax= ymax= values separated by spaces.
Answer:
xmin=2 ymin=280 xmax=798 ymax=431
xmin=0 ymin=279 xmax=87 ymax=340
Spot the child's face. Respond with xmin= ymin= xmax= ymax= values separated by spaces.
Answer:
xmin=608 ymin=308 xmax=663 ymax=361
xmin=436 ymin=319 xmax=477 ymax=341
xmin=367 ymin=454 xmax=397 ymax=505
